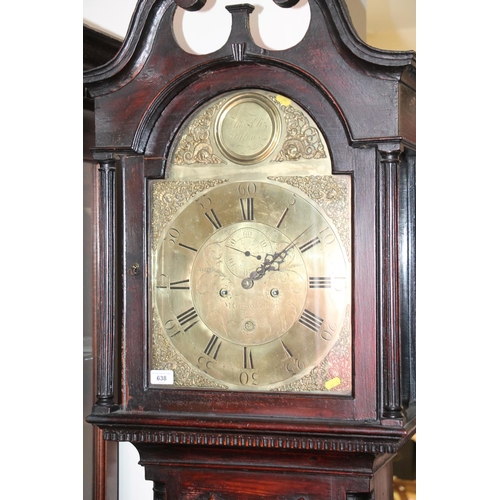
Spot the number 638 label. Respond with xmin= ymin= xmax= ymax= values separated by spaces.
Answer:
xmin=150 ymin=370 xmax=174 ymax=385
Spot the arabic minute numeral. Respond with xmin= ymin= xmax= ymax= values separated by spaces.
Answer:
xmin=320 ymin=322 xmax=337 ymax=341
xmin=167 ymin=228 xmax=180 ymax=246
xmin=319 ymin=226 xmax=336 ymax=244
xmin=238 ymin=182 xmax=257 ymax=196
xmin=239 ymin=370 xmax=258 ymax=386
xmin=164 ymin=319 xmax=181 ymax=338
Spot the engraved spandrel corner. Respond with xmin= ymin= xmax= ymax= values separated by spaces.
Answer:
xmin=270 ymin=95 xmax=327 ymax=162
xmin=173 ymin=99 xmax=227 ymax=167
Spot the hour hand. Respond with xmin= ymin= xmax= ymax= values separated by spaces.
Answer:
xmin=259 ymin=224 xmax=313 ymax=274
xmin=249 ymin=253 xmax=280 ymax=280
xmin=226 ymin=245 xmax=262 ymax=260
xmin=241 ymin=253 xmax=277 ymax=289
xmin=241 ymin=225 xmax=313 ymax=289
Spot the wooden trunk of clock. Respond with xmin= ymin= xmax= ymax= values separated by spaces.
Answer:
xmin=84 ymin=1 xmax=416 ymax=498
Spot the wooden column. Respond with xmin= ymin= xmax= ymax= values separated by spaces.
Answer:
xmin=378 ymin=145 xmax=405 ymax=422
xmin=92 ymin=152 xmax=119 ymax=413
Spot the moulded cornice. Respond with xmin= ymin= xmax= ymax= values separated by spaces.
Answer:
xmin=87 ymin=410 xmax=416 ymax=455
xmin=83 ymin=0 xmax=172 ymax=86
xmin=99 ymin=426 xmax=412 ymax=455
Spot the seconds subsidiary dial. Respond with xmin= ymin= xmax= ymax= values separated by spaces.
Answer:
xmin=153 ymin=179 xmax=350 ymax=391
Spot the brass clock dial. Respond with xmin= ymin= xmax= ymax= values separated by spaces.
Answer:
xmin=152 ymin=178 xmax=351 ymax=392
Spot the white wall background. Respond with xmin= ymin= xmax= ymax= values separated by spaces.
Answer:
xmin=5 ymin=2 xmax=499 ymax=500
xmin=84 ymin=0 xmax=313 ymax=52
xmin=83 ymin=1 xmax=415 ymax=499
xmin=83 ymin=0 xmax=416 ymax=52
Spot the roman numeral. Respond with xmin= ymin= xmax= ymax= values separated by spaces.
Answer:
xmin=177 ymin=307 xmax=198 ymax=331
xmin=299 ymin=237 xmax=321 ymax=253
xmin=243 ymin=347 xmax=254 ymax=369
xmin=204 ymin=335 xmax=222 ymax=360
xmin=204 ymin=209 xmax=222 ymax=229
xmin=170 ymin=279 xmax=190 ymax=290
xmin=308 ymin=277 xmax=332 ymax=288
xmin=240 ymin=198 xmax=254 ymax=220
xmin=298 ymin=309 xmax=324 ymax=333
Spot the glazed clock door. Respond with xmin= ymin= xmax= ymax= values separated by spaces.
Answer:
xmin=149 ymin=89 xmax=352 ymax=396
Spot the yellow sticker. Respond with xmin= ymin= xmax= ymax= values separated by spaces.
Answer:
xmin=276 ymin=95 xmax=291 ymax=107
xmin=325 ymin=377 xmax=341 ymax=390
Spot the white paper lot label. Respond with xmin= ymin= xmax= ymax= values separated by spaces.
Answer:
xmin=150 ymin=370 xmax=174 ymax=385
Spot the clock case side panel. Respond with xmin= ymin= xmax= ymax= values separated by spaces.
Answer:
xmin=375 ymin=143 xmax=416 ymax=428
xmin=398 ymin=149 xmax=416 ymax=411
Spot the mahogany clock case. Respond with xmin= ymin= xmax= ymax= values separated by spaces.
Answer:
xmin=84 ymin=0 xmax=415 ymax=497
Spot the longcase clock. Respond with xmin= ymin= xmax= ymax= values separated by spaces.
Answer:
xmin=84 ymin=1 xmax=416 ymax=498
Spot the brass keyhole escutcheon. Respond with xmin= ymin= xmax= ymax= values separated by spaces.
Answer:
xmin=129 ymin=263 xmax=140 ymax=275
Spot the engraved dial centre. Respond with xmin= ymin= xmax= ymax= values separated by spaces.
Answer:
xmin=191 ymin=222 xmax=308 ymax=346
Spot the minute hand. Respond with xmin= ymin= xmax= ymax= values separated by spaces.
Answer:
xmin=248 ymin=225 xmax=313 ymax=282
